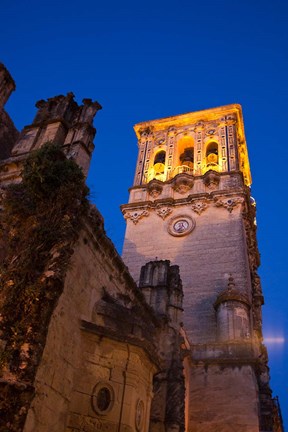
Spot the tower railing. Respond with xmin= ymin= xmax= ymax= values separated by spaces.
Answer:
xmin=170 ymin=165 xmax=194 ymax=178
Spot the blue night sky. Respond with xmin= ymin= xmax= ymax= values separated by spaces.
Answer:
xmin=1 ymin=0 xmax=287 ymax=426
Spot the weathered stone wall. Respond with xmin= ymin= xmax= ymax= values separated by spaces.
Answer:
xmin=188 ymin=364 xmax=259 ymax=432
xmin=23 ymin=217 xmax=158 ymax=432
xmin=122 ymin=170 xmax=262 ymax=430
xmin=122 ymin=195 xmax=251 ymax=344
xmin=67 ymin=334 xmax=155 ymax=432
xmin=0 ymin=109 xmax=19 ymax=160
xmin=0 ymin=64 xmax=18 ymax=160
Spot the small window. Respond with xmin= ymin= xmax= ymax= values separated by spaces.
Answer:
xmin=91 ymin=382 xmax=114 ymax=415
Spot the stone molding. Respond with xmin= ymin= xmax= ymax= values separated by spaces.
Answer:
xmin=121 ymin=192 xmax=247 ymax=225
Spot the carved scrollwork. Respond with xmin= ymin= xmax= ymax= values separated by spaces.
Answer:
xmin=156 ymin=206 xmax=173 ymax=220
xmin=147 ymin=179 xmax=163 ymax=198
xmin=203 ymin=170 xmax=220 ymax=190
xmin=214 ymin=196 xmax=244 ymax=213
xmin=124 ymin=209 xmax=149 ymax=224
xmin=172 ymin=174 xmax=194 ymax=194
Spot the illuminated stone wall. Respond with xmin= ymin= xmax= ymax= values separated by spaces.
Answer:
xmin=122 ymin=106 xmax=279 ymax=431
xmin=0 ymin=65 xmax=281 ymax=432
xmin=122 ymin=185 xmax=250 ymax=344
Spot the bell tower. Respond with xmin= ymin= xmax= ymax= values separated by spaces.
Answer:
xmin=122 ymin=105 xmax=280 ymax=431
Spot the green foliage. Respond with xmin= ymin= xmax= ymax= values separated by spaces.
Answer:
xmin=22 ymin=142 xmax=88 ymax=200
xmin=0 ymin=142 xmax=89 ymax=382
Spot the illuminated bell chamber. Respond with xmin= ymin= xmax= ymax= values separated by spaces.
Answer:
xmin=153 ymin=162 xmax=165 ymax=174
xmin=207 ymin=152 xmax=218 ymax=164
xmin=154 ymin=151 xmax=166 ymax=165
xmin=180 ymin=148 xmax=194 ymax=168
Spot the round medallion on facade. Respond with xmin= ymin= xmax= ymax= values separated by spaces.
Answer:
xmin=91 ymin=382 xmax=114 ymax=415
xmin=168 ymin=215 xmax=195 ymax=237
xmin=206 ymin=128 xmax=216 ymax=135
xmin=135 ymin=399 xmax=145 ymax=431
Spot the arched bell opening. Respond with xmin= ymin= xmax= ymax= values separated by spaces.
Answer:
xmin=154 ymin=150 xmax=166 ymax=165
xmin=205 ymin=141 xmax=219 ymax=172
xmin=180 ymin=147 xmax=194 ymax=168
xmin=172 ymin=136 xmax=194 ymax=178
xmin=147 ymin=150 xmax=166 ymax=182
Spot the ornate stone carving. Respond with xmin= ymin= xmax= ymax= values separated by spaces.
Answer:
xmin=147 ymin=179 xmax=163 ymax=198
xmin=156 ymin=206 xmax=173 ymax=220
xmin=172 ymin=174 xmax=194 ymax=194
xmin=203 ymin=170 xmax=220 ymax=190
xmin=124 ymin=209 xmax=149 ymax=224
xmin=168 ymin=215 xmax=195 ymax=237
xmin=191 ymin=199 xmax=209 ymax=215
xmin=139 ymin=126 xmax=153 ymax=137
xmin=214 ymin=196 xmax=244 ymax=213
xmin=205 ymin=128 xmax=216 ymax=136
xmin=242 ymin=198 xmax=260 ymax=273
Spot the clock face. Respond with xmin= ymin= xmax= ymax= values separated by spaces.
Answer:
xmin=168 ymin=215 xmax=195 ymax=237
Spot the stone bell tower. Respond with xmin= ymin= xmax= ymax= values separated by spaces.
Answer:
xmin=122 ymin=105 xmax=282 ymax=431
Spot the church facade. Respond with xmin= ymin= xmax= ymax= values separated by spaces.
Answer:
xmin=0 ymin=63 xmax=283 ymax=432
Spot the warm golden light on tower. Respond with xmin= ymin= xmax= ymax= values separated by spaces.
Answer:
xmin=133 ymin=104 xmax=252 ymax=187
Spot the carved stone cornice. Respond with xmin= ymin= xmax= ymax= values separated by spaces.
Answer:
xmin=121 ymin=191 xmax=247 ymax=219
xmin=138 ymin=126 xmax=154 ymax=137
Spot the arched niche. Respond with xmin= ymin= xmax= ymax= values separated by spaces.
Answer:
xmin=205 ymin=141 xmax=219 ymax=171
xmin=147 ymin=150 xmax=166 ymax=182
xmin=173 ymin=135 xmax=194 ymax=177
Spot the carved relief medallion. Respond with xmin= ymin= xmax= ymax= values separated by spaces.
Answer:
xmin=168 ymin=215 xmax=195 ymax=237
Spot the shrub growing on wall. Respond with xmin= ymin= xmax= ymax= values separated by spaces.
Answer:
xmin=0 ymin=143 xmax=89 ymax=430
